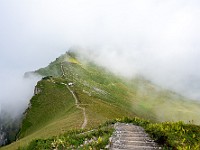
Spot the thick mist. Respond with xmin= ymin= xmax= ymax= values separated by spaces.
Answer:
xmin=0 ymin=71 xmax=41 ymax=119
xmin=0 ymin=0 xmax=200 ymax=120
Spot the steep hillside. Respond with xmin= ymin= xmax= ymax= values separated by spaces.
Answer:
xmin=1 ymin=51 xmax=200 ymax=150
xmin=35 ymin=51 xmax=200 ymax=124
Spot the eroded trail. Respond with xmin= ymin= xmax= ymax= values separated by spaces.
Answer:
xmin=110 ymin=123 xmax=162 ymax=150
xmin=60 ymin=63 xmax=87 ymax=129
xmin=66 ymin=85 xmax=87 ymax=129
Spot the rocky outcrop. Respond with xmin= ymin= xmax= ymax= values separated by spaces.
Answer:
xmin=109 ymin=123 xmax=162 ymax=150
xmin=0 ymin=126 xmax=8 ymax=146
xmin=34 ymin=86 xmax=41 ymax=95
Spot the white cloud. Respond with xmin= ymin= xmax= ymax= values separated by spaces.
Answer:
xmin=0 ymin=0 xmax=200 ymax=118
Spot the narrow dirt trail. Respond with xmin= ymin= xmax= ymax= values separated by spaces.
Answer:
xmin=66 ymin=85 xmax=87 ymax=129
xmin=60 ymin=63 xmax=87 ymax=129
xmin=110 ymin=123 xmax=162 ymax=150
xmin=60 ymin=62 xmax=65 ymax=77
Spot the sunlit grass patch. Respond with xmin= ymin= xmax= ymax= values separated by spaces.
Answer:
xmin=68 ymin=57 xmax=81 ymax=64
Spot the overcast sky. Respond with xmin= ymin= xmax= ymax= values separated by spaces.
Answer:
xmin=1 ymin=0 xmax=200 ymax=117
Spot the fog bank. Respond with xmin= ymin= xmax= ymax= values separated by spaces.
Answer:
xmin=0 ymin=71 xmax=41 ymax=118
xmin=0 ymin=0 xmax=200 ymax=119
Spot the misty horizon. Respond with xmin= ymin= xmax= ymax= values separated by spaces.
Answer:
xmin=1 ymin=0 xmax=200 ymax=118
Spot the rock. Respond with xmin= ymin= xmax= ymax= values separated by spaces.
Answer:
xmin=34 ymin=86 xmax=41 ymax=95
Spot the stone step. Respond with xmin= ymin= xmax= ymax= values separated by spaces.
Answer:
xmin=114 ymin=133 xmax=149 ymax=137
xmin=115 ymin=130 xmax=146 ymax=133
xmin=112 ymin=141 xmax=157 ymax=147
xmin=112 ymin=136 xmax=151 ymax=141
xmin=114 ymin=132 xmax=148 ymax=134
xmin=115 ymin=125 xmax=144 ymax=129
xmin=116 ymin=127 xmax=144 ymax=131
xmin=112 ymin=146 xmax=161 ymax=150
xmin=112 ymin=145 xmax=161 ymax=150
xmin=115 ymin=131 xmax=145 ymax=134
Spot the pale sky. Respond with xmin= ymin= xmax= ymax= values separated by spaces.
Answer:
xmin=1 ymin=0 xmax=200 ymax=116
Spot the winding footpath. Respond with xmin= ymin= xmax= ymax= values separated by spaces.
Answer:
xmin=60 ymin=63 xmax=87 ymax=129
xmin=109 ymin=123 xmax=162 ymax=150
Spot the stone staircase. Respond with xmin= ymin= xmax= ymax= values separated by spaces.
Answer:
xmin=109 ymin=123 xmax=162 ymax=150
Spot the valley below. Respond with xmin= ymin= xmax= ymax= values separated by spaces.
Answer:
xmin=0 ymin=116 xmax=20 ymax=147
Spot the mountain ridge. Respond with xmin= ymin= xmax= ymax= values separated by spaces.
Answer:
xmin=1 ymin=50 xmax=200 ymax=149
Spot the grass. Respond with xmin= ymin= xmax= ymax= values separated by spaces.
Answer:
xmin=17 ymin=122 xmax=114 ymax=150
xmin=1 ymin=110 xmax=83 ymax=150
xmin=18 ymin=78 xmax=77 ymax=138
xmin=127 ymin=77 xmax=200 ymax=124
xmin=1 ymin=54 xmax=135 ymax=149
xmin=16 ymin=117 xmax=200 ymax=150
xmin=1 ymin=51 xmax=200 ymax=149
xmin=117 ymin=117 xmax=200 ymax=150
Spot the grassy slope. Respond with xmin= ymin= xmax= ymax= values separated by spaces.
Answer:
xmin=1 ymin=52 xmax=135 ymax=150
xmin=2 ymin=51 xmax=200 ymax=149
xmin=128 ymin=77 xmax=200 ymax=124
xmin=18 ymin=117 xmax=200 ymax=150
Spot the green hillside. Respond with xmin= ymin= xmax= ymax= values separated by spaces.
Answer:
xmin=17 ymin=118 xmax=200 ymax=150
xmin=1 ymin=51 xmax=200 ymax=150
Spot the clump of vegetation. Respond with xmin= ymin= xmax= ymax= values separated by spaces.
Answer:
xmin=17 ymin=122 xmax=114 ymax=150
xmin=116 ymin=117 xmax=200 ymax=150
xmin=42 ymin=76 xmax=52 ymax=80
xmin=146 ymin=122 xmax=200 ymax=149
xmin=17 ymin=117 xmax=200 ymax=150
